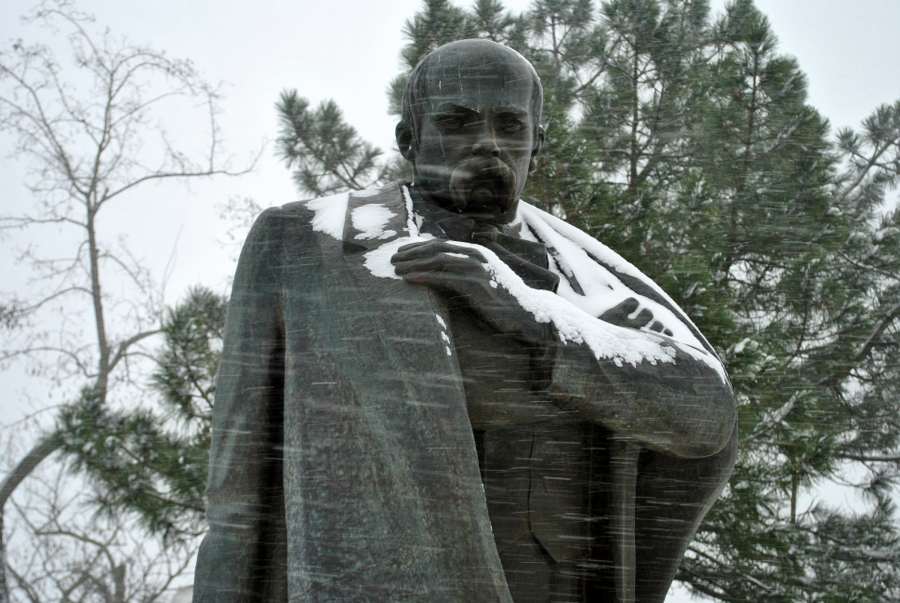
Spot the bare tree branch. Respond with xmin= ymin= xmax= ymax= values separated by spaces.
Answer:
xmin=0 ymin=3 xmax=252 ymax=599
xmin=0 ymin=438 xmax=59 ymax=510
xmin=4 ymin=462 xmax=197 ymax=603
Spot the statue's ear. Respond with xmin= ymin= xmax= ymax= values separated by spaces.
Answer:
xmin=528 ymin=125 xmax=545 ymax=173
xmin=396 ymin=122 xmax=415 ymax=162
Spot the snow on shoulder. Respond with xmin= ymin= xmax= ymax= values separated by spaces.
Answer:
xmin=352 ymin=203 xmax=397 ymax=240
xmin=305 ymin=192 xmax=349 ymax=240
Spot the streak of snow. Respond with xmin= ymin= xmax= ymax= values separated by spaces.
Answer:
xmin=358 ymin=193 xmax=725 ymax=375
xmin=402 ymin=185 xmax=419 ymax=235
xmin=351 ymin=187 xmax=382 ymax=198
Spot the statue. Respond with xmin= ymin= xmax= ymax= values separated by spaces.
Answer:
xmin=193 ymin=39 xmax=737 ymax=603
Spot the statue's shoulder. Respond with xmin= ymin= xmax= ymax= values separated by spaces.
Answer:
xmin=259 ymin=182 xmax=407 ymax=243
xmin=518 ymin=200 xmax=649 ymax=284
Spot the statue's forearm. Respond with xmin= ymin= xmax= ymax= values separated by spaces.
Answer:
xmin=546 ymin=338 xmax=736 ymax=458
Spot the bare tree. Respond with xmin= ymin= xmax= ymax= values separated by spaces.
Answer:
xmin=5 ymin=466 xmax=194 ymax=603
xmin=0 ymin=2 xmax=254 ymax=598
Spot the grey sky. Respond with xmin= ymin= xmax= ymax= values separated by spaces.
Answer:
xmin=1 ymin=0 xmax=898 ymax=300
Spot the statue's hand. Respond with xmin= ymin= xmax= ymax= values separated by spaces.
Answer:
xmin=391 ymin=239 xmax=548 ymax=345
xmin=599 ymin=297 xmax=674 ymax=337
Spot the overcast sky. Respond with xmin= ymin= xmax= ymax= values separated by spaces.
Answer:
xmin=1 ymin=1 xmax=898 ymax=600
xmin=2 ymin=0 xmax=898 ymax=300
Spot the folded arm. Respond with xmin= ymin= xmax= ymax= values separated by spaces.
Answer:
xmin=392 ymin=240 xmax=736 ymax=459
xmin=547 ymin=317 xmax=736 ymax=458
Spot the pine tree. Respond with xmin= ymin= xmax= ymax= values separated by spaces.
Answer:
xmin=51 ymin=287 xmax=226 ymax=543
xmin=276 ymin=90 xmax=387 ymax=197
xmin=667 ymin=2 xmax=900 ymax=600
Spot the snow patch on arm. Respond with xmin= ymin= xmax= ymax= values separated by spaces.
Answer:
xmin=439 ymin=239 xmax=679 ymax=368
xmin=519 ymin=203 xmax=727 ymax=379
xmin=362 ymin=233 xmax=434 ymax=279
xmin=520 ymin=202 xmax=697 ymax=321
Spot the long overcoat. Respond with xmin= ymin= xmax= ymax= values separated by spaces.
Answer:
xmin=193 ymin=181 xmax=736 ymax=602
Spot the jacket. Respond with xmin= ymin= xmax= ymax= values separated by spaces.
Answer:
xmin=193 ymin=181 xmax=736 ymax=602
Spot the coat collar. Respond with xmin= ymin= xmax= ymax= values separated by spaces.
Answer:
xmin=341 ymin=181 xmax=411 ymax=255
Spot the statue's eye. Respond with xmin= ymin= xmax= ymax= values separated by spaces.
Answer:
xmin=496 ymin=115 xmax=526 ymax=134
xmin=435 ymin=114 xmax=466 ymax=130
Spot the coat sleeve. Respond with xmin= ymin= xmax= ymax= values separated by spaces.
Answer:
xmin=516 ymin=203 xmax=736 ymax=459
xmin=193 ymin=207 xmax=287 ymax=602
xmin=547 ymin=326 xmax=737 ymax=460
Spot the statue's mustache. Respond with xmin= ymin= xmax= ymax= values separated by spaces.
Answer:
xmin=447 ymin=157 xmax=517 ymax=212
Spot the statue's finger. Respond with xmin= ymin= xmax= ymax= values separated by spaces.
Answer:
xmin=394 ymin=240 xmax=433 ymax=256
xmin=634 ymin=308 xmax=654 ymax=327
xmin=393 ymin=253 xmax=487 ymax=279
xmin=392 ymin=240 xmax=483 ymax=263
xmin=392 ymin=239 xmax=454 ymax=261
xmin=618 ymin=297 xmax=640 ymax=314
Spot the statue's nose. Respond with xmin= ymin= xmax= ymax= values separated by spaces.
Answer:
xmin=472 ymin=131 xmax=501 ymax=157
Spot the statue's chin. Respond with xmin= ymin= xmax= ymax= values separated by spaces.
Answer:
xmin=470 ymin=185 xmax=497 ymax=208
xmin=448 ymin=161 xmax=517 ymax=216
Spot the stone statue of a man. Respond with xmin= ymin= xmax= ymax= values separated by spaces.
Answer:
xmin=193 ymin=39 xmax=737 ymax=603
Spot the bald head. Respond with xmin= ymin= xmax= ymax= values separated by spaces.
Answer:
xmin=400 ymin=39 xmax=543 ymax=143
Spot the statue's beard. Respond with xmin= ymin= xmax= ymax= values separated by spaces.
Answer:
xmin=444 ymin=157 xmax=518 ymax=215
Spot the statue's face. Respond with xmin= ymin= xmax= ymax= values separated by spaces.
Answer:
xmin=401 ymin=54 xmax=543 ymax=225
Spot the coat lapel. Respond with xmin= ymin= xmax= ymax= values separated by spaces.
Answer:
xmin=331 ymin=181 xmax=511 ymax=601
xmin=340 ymin=182 xmax=466 ymax=432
